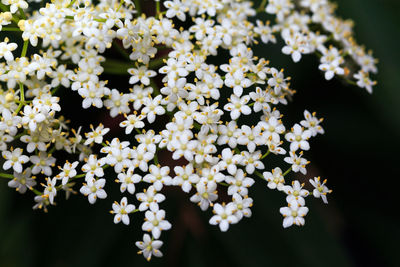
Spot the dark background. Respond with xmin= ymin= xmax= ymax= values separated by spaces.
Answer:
xmin=1 ymin=0 xmax=399 ymax=266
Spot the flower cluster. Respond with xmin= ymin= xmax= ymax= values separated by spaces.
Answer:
xmin=0 ymin=0 xmax=375 ymax=261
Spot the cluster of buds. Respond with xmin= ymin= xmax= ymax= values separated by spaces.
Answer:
xmin=0 ymin=0 xmax=376 ymax=261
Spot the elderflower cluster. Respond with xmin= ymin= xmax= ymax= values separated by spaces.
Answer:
xmin=0 ymin=0 xmax=375 ymax=261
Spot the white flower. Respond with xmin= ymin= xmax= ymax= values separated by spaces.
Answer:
xmin=173 ymin=164 xmax=199 ymax=193
xmin=143 ymin=165 xmax=172 ymax=191
xmin=225 ymin=169 xmax=255 ymax=196
xmin=284 ymin=151 xmax=309 ymax=174
xmin=224 ymin=94 xmax=251 ymax=120
xmin=319 ymin=59 xmax=344 ymax=80
xmin=128 ymin=66 xmax=156 ymax=86
xmin=117 ymin=167 xmax=141 ymax=194
xmin=2 ymin=147 xmax=29 ymax=173
xmin=283 ymin=180 xmax=309 ymax=206
xmin=254 ymin=20 xmax=276 ymax=44
xmin=30 ymin=152 xmax=56 ymax=176
xmin=160 ymin=77 xmax=189 ymax=104
xmin=84 ymin=124 xmax=110 ymax=145
xmin=249 ymin=87 xmax=271 ymax=113
xmin=190 ymin=182 xmax=218 ymax=211
xmin=263 ymin=167 xmax=285 ymax=190
xmin=0 ymin=37 xmax=17 ymax=61
xmin=1 ymin=0 xmax=28 ymax=13
xmin=56 ymin=161 xmax=79 ymax=185
xmin=282 ymin=31 xmax=311 ymax=62
xmin=81 ymin=155 xmax=105 ymax=180
xmin=111 ymin=197 xmax=136 ymax=225
xmin=80 ymin=178 xmax=107 ymax=204
xmin=354 ymin=71 xmax=376 ymax=94
xmin=266 ymin=0 xmax=294 ymax=21
xmin=224 ymin=70 xmax=251 ymax=97
xmin=209 ymin=203 xmax=239 ymax=232
xmin=309 ymin=177 xmax=331 ymax=204
xmin=267 ymin=68 xmax=290 ymax=94
xmin=237 ymin=125 xmax=264 ymax=153
xmin=241 ymin=151 xmax=264 ymax=174
xmin=142 ymin=207 xmax=171 ymax=239
xmin=198 ymin=165 xmax=225 ymax=187
xmin=164 ymin=0 xmax=187 ymax=21
xmin=78 ymin=81 xmax=105 ymax=109
xmin=132 ymin=144 xmax=154 ymax=172
xmin=232 ymin=193 xmax=253 ymax=220
xmin=285 ymin=124 xmax=312 ymax=152
xmin=136 ymin=185 xmax=166 ymax=211
xmin=43 ymin=177 xmax=57 ymax=204
xmin=218 ymin=148 xmax=243 ymax=175
xmin=300 ymin=110 xmax=324 ymax=137
xmin=259 ymin=116 xmax=285 ymax=144
xmin=141 ymin=95 xmax=165 ymax=123
xmin=135 ymin=130 xmax=161 ymax=154
xmin=21 ymin=105 xmax=46 ymax=132
xmin=217 ymin=121 xmax=240 ymax=148
xmin=8 ymin=168 xmax=36 ymax=194
xmin=104 ymin=89 xmax=130 ymax=118
xmin=119 ymin=113 xmax=145 ymax=134
xmin=0 ymin=108 xmax=21 ymax=136
xmin=135 ymin=234 xmax=163 ymax=261
xmin=280 ymin=200 xmax=309 ymax=228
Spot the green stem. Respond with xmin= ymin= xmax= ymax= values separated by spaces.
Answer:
xmin=283 ymin=167 xmax=292 ymax=177
xmin=14 ymin=82 xmax=25 ymax=115
xmin=345 ymin=78 xmax=357 ymax=86
xmin=21 ymin=40 xmax=29 ymax=57
xmin=1 ymin=27 xmax=21 ymax=31
xmin=257 ymin=0 xmax=267 ymax=12
xmin=254 ymin=170 xmax=265 ymax=180
xmin=0 ymin=173 xmax=14 ymax=179
xmin=134 ymin=0 xmax=141 ymax=14
xmin=153 ymin=153 xmax=159 ymax=165
xmin=51 ymin=86 xmax=60 ymax=95
xmin=116 ymin=0 xmax=125 ymax=12
xmin=156 ymin=0 xmax=160 ymax=16
xmin=18 ymin=7 xmax=26 ymax=19
xmin=31 ymin=188 xmax=42 ymax=196
xmin=261 ymin=150 xmax=270 ymax=159
xmin=0 ymin=3 xmax=8 ymax=12
xmin=67 ymin=0 xmax=77 ymax=8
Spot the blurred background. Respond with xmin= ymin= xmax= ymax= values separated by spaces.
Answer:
xmin=0 ymin=0 xmax=399 ymax=266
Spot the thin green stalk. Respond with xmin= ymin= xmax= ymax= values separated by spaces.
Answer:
xmin=67 ymin=0 xmax=77 ymax=8
xmin=283 ymin=167 xmax=292 ymax=177
xmin=116 ymin=0 xmax=125 ymax=12
xmin=254 ymin=170 xmax=265 ymax=180
xmin=261 ymin=150 xmax=270 ymax=159
xmin=156 ymin=0 xmax=160 ymax=16
xmin=21 ymin=40 xmax=29 ymax=57
xmin=14 ymin=82 xmax=25 ymax=115
xmin=0 ymin=173 xmax=14 ymax=179
xmin=134 ymin=0 xmax=141 ymax=14
xmin=257 ymin=0 xmax=267 ymax=12
xmin=1 ymin=27 xmax=21 ymax=32
xmin=153 ymin=153 xmax=159 ymax=165
xmin=18 ymin=7 xmax=26 ymax=19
